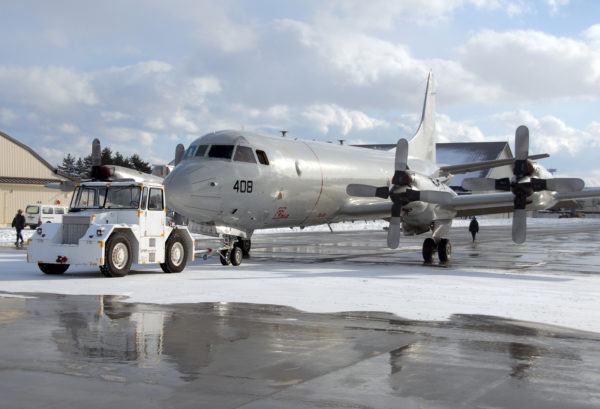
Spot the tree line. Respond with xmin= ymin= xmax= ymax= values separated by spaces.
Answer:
xmin=58 ymin=147 xmax=152 ymax=178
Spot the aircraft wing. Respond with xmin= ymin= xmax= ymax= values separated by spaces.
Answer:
xmin=339 ymin=193 xmax=516 ymax=219
xmin=450 ymin=192 xmax=516 ymax=217
xmin=555 ymin=187 xmax=600 ymax=201
xmin=439 ymin=154 xmax=549 ymax=176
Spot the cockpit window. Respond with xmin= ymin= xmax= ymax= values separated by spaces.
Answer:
xmin=256 ymin=150 xmax=270 ymax=165
xmin=208 ymin=145 xmax=234 ymax=159
xmin=233 ymin=146 xmax=257 ymax=163
xmin=183 ymin=145 xmax=197 ymax=159
xmin=195 ymin=145 xmax=208 ymax=157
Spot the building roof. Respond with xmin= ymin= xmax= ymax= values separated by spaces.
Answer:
xmin=0 ymin=130 xmax=73 ymax=181
xmin=0 ymin=177 xmax=62 ymax=185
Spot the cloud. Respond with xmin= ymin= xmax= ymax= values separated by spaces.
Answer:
xmin=0 ymin=66 xmax=98 ymax=111
xmin=0 ymin=108 xmax=18 ymax=125
xmin=301 ymin=104 xmax=389 ymax=135
xmin=459 ymin=28 xmax=600 ymax=101
xmin=491 ymin=109 xmax=600 ymax=156
xmin=436 ymin=114 xmax=486 ymax=143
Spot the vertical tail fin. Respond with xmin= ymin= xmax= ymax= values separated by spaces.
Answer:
xmin=408 ymin=72 xmax=436 ymax=164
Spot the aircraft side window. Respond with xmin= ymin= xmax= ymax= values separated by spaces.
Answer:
xmin=256 ymin=150 xmax=270 ymax=165
xmin=148 ymin=188 xmax=164 ymax=211
xmin=208 ymin=145 xmax=234 ymax=160
xmin=141 ymin=187 xmax=148 ymax=210
xmin=195 ymin=145 xmax=208 ymax=157
xmin=233 ymin=146 xmax=257 ymax=163
xmin=183 ymin=145 xmax=197 ymax=159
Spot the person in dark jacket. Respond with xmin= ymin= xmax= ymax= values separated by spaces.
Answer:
xmin=469 ymin=217 xmax=479 ymax=242
xmin=11 ymin=209 xmax=25 ymax=247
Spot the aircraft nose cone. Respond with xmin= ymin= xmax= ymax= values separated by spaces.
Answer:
xmin=164 ymin=161 xmax=222 ymax=221
xmin=164 ymin=162 xmax=193 ymax=215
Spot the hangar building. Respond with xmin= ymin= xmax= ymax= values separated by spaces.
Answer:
xmin=0 ymin=130 xmax=72 ymax=227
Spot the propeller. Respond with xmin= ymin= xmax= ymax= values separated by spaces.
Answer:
xmin=347 ymin=138 xmax=452 ymax=249
xmin=462 ymin=125 xmax=585 ymax=244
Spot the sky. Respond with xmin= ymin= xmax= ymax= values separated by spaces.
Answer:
xmin=1 ymin=0 xmax=600 ymax=184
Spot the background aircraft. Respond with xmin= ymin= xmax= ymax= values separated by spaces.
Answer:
xmin=161 ymin=73 xmax=600 ymax=264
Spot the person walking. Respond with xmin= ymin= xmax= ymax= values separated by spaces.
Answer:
xmin=12 ymin=209 xmax=25 ymax=247
xmin=469 ymin=217 xmax=479 ymax=242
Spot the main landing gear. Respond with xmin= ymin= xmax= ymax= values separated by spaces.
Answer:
xmin=219 ymin=236 xmax=251 ymax=266
xmin=422 ymin=237 xmax=451 ymax=263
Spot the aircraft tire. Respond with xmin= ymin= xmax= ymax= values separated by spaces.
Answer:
xmin=103 ymin=233 xmax=132 ymax=277
xmin=422 ymin=238 xmax=436 ymax=264
xmin=230 ymin=246 xmax=243 ymax=266
xmin=161 ymin=233 xmax=187 ymax=273
xmin=438 ymin=239 xmax=451 ymax=262
xmin=237 ymin=238 xmax=251 ymax=257
xmin=39 ymin=263 xmax=69 ymax=275
xmin=220 ymin=249 xmax=231 ymax=266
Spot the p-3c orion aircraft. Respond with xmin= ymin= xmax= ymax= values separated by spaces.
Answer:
xmin=164 ymin=72 xmax=600 ymax=265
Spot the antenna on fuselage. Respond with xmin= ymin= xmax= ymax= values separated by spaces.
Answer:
xmin=338 ymin=140 xmax=345 ymax=145
xmin=280 ymin=130 xmax=287 ymax=137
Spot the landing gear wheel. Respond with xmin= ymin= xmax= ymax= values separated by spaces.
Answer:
xmin=39 ymin=263 xmax=69 ymax=275
xmin=238 ymin=239 xmax=251 ymax=258
xmin=230 ymin=246 xmax=243 ymax=266
xmin=220 ymin=249 xmax=231 ymax=266
xmin=102 ymin=233 xmax=132 ymax=277
xmin=422 ymin=238 xmax=436 ymax=264
xmin=160 ymin=233 xmax=187 ymax=273
xmin=438 ymin=239 xmax=451 ymax=262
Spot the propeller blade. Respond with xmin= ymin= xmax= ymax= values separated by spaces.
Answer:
xmin=419 ymin=190 xmax=453 ymax=205
xmin=515 ymin=126 xmax=529 ymax=160
xmin=346 ymin=184 xmax=389 ymax=198
xmin=387 ymin=204 xmax=402 ymax=249
xmin=174 ymin=144 xmax=185 ymax=166
xmin=512 ymin=209 xmax=527 ymax=244
xmin=540 ymin=178 xmax=584 ymax=193
xmin=387 ymin=219 xmax=401 ymax=249
xmin=92 ymin=139 xmax=101 ymax=167
xmin=395 ymin=138 xmax=409 ymax=172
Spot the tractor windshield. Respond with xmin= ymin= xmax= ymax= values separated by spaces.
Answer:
xmin=69 ymin=185 xmax=141 ymax=212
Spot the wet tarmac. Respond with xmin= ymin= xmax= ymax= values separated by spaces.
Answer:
xmin=247 ymin=221 xmax=600 ymax=275
xmin=1 ymin=293 xmax=600 ymax=408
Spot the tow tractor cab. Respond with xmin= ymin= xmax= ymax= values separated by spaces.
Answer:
xmin=27 ymin=179 xmax=195 ymax=277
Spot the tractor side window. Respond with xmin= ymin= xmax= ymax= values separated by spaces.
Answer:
xmin=195 ymin=145 xmax=208 ymax=157
xmin=234 ymin=146 xmax=257 ymax=163
xmin=141 ymin=187 xmax=148 ymax=210
xmin=148 ymin=188 xmax=164 ymax=211
xmin=256 ymin=150 xmax=270 ymax=165
xmin=208 ymin=145 xmax=234 ymax=160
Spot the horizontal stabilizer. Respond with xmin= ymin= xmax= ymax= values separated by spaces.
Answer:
xmin=439 ymin=154 xmax=549 ymax=176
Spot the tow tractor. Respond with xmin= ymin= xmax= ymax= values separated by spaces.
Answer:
xmin=27 ymin=177 xmax=196 ymax=277
xmin=26 ymin=139 xmax=202 ymax=277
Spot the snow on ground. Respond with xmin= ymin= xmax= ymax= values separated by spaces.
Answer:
xmin=1 ymin=218 xmax=599 ymax=334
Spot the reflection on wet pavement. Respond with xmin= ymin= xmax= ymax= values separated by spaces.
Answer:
xmin=1 ymin=294 xmax=599 ymax=408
